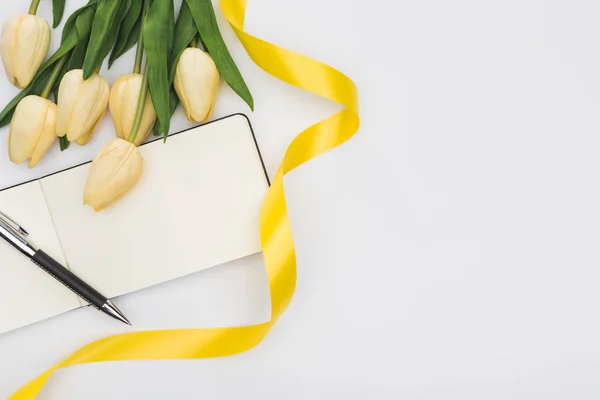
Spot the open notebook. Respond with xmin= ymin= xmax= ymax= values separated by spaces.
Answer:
xmin=0 ymin=114 xmax=269 ymax=334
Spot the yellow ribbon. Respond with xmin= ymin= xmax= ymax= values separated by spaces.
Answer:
xmin=10 ymin=0 xmax=359 ymax=397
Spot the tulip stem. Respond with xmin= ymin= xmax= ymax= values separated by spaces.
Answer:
xmin=128 ymin=64 xmax=150 ymax=144
xmin=133 ymin=0 xmax=147 ymax=74
xmin=40 ymin=57 xmax=67 ymax=99
xmin=28 ymin=0 xmax=41 ymax=15
xmin=190 ymin=35 xmax=206 ymax=51
xmin=129 ymin=0 xmax=149 ymax=142
xmin=133 ymin=34 xmax=144 ymax=74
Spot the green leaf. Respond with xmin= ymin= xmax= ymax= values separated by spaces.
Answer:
xmin=68 ymin=6 xmax=95 ymax=70
xmin=59 ymin=136 xmax=70 ymax=151
xmin=152 ymin=88 xmax=179 ymax=136
xmin=52 ymin=0 xmax=66 ymax=28
xmin=144 ymin=0 xmax=175 ymax=137
xmin=184 ymin=0 xmax=253 ymax=111
xmin=62 ymin=0 xmax=99 ymax=43
xmin=169 ymin=1 xmax=197 ymax=82
xmin=83 ymin=0 xmax=131 ymax=79
xmin=69 ymin=43 xmax=88 ymax=70
xmin=52 ymin=52 xmax=74 ymax=102
xmin=109 ymin=0 xmax=143 ymax=67
xmin=151 ymin=1 xmax=196 ymax=138
xmin=43 ymin=6 xmax=95 ymax=77
xmin=53 ymin=10 xmax=95 ymax=98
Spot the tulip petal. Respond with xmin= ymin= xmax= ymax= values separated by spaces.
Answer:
xmin=84 ymin=138 xmax=144 ymax=211
xmin=66 ymin=73 xmax=109 ymax=142
xmin=56 ymin=69 xmax=82 ymax=137
xmin=14 ymin=15 xmax=50 ymax=88
xmin=0 ymin=16 xmax=21 ymax=87
xmin=29 ymin=102 xmax=58 ymax=168
xmin=109 ymin=74 xmax=157 ymax=145
xmin=109 ymin=75 xmax=131 ymax=140
xmin=173 ymin=59 xmax=192 ymax=122
xmin=121 ymin=74 xmax=144 ymax=140
xmin=134 ymin=95 xmax=157 ymax=146
xmin=57 ymin=69 xmax=109 ymax=144
xmin=8 ymin=96 xmax=56 ymax=167
xmin=75 ymin=113 xmax=104 ymax=146
xmin=174 ymin=48 xmax=220 ymax=123
xmin=204 ymin=97 xmax=216 ymax=123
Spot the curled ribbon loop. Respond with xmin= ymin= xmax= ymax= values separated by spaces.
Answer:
xmin=10 ymin=0 xmax=359 ymax=398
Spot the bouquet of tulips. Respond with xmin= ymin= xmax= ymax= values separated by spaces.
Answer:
xmin=0 ymin=0 xmax=253 ymax=211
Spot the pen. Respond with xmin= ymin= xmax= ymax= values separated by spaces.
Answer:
xmin=0 ymin=210 xmax=131 ymax=326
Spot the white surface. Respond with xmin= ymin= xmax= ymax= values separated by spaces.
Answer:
xmin=42 ymin=114 xmax=267 ymax=299
xmin=0 ymin=182 xmax=80 ymax=334
xmin=1 ymin=0 xmax=600 ymax=398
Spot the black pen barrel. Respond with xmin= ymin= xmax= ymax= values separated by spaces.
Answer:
xmin=30 ymin=250 xmax=106 ymax=308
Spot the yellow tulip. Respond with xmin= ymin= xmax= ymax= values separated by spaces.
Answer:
xmin=56 ymin=69 xmax=110 ymax=145
xmin=174 ymin=48 xmax=220 ymax=123
xmin=0 ymin=14 xmax=50 ymax=89
xmin=84 ymin=138 xmax=144 ymax=211
xmin=8 ymin=95 xmax=57 ymax=168
xmin=109 ymin=74 xmax=157 ymax=146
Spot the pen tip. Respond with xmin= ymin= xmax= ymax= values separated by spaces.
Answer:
xmin=102 ymin=300 xmax=132 ymax=326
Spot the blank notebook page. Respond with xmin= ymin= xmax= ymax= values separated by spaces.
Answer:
xmin=0 ymin=182 xmax=81 ymax=333
xmin=40 ymin=115 xmax=268 ymax=298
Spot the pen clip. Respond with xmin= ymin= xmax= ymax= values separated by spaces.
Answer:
xmin=0 ymin=210 xmax=29 ymax=238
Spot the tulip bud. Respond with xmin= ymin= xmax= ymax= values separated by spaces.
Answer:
xmin=174 ymin=48 xmax=220 ymax=123
xmin=8 ymin=95 xmax=57 ymax=168
xmin=56 ymin=69 xmax=110 ymax=145
xmin=109 ymin=74 xmax=157 ymax=146
xmin=0 ymin=15 xmax=51 ymax=89
xmin=84 ymin=138 xmax=144 ymax=211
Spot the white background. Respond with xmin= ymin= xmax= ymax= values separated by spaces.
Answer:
xmin=1 ymin=0 xmax=600 ymax=398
